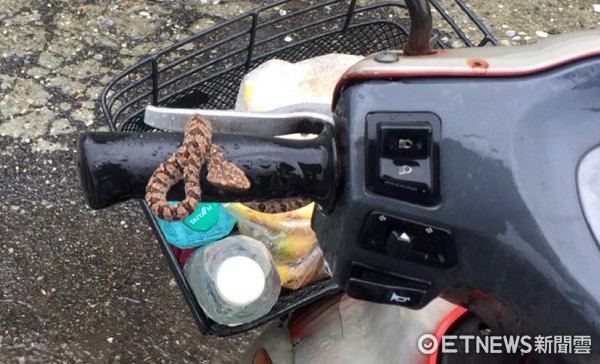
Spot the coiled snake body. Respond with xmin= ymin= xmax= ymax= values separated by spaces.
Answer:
xmin=146 ymin=114 xmax=309 ymax=221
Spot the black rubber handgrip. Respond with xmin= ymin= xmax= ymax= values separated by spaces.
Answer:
xmin=78 ymin=129 xmax=337 ymax=210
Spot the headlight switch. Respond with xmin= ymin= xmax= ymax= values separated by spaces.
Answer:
xmin=366 ymin=112 xmax=441 ymax=205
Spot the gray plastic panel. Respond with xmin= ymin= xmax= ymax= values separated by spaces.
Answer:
xmin=314 ymin=56 xmax=600 ymax=362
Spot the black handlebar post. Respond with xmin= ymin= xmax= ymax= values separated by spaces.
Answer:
xmin=404 ymin=0 xmax=433 ymax=55
xmin=78 ymin=127 xmax=337 ymax=211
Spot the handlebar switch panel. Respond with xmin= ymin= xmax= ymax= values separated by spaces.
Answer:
xmin=366 ymin=112 xmax=441 ymax=205
xmin=360 ymin=212 xmax=456 ymax=268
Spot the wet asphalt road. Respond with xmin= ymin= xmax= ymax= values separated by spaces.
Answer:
xmin=0 ymin=0 xmax=599 ymax=363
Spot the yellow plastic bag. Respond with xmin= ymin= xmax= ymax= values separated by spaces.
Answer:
xmin=228 ymin=53 xmax=361 ymax=289
xmin=235 ymin=54 xmax=363 ymax=112
xmin=223 ymin=203 xmax=330 ymax=289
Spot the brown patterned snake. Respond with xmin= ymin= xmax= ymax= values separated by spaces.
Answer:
xmin=145 ymin=114 xmax=310 ymax=221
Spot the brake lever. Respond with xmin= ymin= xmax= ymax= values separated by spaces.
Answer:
xmin=144 ymin=104 xmax=333 ymax=136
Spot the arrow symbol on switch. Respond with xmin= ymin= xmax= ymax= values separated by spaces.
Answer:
xmin=398 ymin=232 xmax=411 ymax=243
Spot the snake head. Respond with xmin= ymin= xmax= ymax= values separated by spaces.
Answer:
xmin=207 ymin=158 xmax=251 ymax=191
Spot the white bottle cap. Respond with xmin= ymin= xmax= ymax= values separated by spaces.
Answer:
xmin=215 ymin=256 xmax=266 ymax=306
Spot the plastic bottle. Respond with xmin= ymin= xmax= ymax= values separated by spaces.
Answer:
xmin=183 ymin=235 xmax=281 ymax=326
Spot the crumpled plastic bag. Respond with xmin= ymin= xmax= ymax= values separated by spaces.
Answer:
xmin=223 ymin=203 xmax=330 ymax=290
xmin=235 ymin=53 xmax=363 ymax=112
xmin=230 ymin=53 xmax=363 ymax=289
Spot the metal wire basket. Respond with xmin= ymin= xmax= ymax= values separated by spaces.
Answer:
xmin=100 ymin=0 xmax=496 ymax=336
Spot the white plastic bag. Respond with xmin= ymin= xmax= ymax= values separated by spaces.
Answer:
xmin=235 ymin=53 xmax=363 ymax=111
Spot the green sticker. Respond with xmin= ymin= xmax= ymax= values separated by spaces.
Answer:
xmin=183 ymin=203 xmax=220 ymax=231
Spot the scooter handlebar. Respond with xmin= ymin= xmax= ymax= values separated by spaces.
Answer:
xmin=78 ymin=127 xmax=337 ymax=211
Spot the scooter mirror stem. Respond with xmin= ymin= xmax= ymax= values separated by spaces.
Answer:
xmin=404 ymin=0 xmax=433 ymax=55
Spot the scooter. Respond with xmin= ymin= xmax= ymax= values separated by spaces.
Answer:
xmin=78 ymin=1 xmax=600 ymax=363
